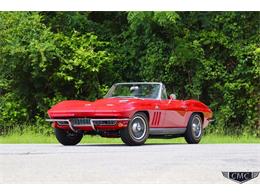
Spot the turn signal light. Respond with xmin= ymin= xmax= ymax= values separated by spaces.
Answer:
xmin=118 ymin=122 xmax=124 ymax=127
xmin=117 ymin=120 xmax=128 ymax=128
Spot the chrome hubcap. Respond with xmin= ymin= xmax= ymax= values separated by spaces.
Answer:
xmin=131 ymin=116 xmax=146 ymax=140
xmin=192 ymin=116 xmax=202 ymax=138
xmin=133 ymin=122 xmax=142 ymax=132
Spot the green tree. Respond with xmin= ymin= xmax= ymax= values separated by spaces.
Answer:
xmin=0 ymin=11 xmax=259 ymax=136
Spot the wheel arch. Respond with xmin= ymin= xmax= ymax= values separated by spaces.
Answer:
xmin=120 ymin=110 xmax=150 ymax=146
xmin=134 ymin=110 xmax=150 ymax=122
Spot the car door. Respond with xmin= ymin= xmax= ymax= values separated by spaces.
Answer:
xmin=158 ymin=85 xmax=187 ymax=128
xmin=160 ymin=99 xmax=187 ymax=128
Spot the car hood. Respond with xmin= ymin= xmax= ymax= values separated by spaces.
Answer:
xmin=93 ymin=98 xmax=139 ymax=108
xmin=47 ymin=98 xmax=142 ymax=118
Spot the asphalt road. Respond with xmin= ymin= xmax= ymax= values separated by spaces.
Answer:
xmin=0 ymin=144 xmax=259 ymax=183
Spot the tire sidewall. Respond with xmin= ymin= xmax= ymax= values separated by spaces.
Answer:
xmin=186 ymin=114 xmax=203 ymax=144
xmin=55 ymin=128 xmax=83 ymax=145
xmin=191 ymin=114 xmax=203 ymax=142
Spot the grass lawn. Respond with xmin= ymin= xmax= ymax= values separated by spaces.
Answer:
xmin=0 ymin=133 xmax=259 ymax=144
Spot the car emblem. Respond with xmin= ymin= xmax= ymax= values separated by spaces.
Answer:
xmin=222 ymin=171 xmax=259 ymax=183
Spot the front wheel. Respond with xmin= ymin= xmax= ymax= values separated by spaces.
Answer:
xmin=120 ymin=113 xmax=149 ymax=146
xmin=55 ymin=128 xmax=83 ymax=146
xmin=185 ymin=114 xmax=203 ymax=144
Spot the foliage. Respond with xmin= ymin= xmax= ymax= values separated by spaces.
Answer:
xmin=0 ymin=12 xmax=114 ymax=128
xmin=0 ymin=12 xmax=259 ymax=136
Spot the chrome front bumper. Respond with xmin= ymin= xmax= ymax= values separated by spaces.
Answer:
xmin=208 ymin=118 xmax=215 ymax=123
xmin=46 ymin=118 xmax=130 ymax=132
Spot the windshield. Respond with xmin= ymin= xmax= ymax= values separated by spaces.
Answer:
xmin=105 ymin=83 xmax=161 ymax=99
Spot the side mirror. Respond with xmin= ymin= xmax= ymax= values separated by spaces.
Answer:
xmin=169 ymin=94 xmax=176 ymax=100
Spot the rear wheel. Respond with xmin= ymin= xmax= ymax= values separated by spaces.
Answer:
xmin=185 ymin=114 xmax=203 ymax=144
xmin=120 ymin=113 xmax=149 ymax=146
xmin=55 ymin=128 xmax=83 ymax=146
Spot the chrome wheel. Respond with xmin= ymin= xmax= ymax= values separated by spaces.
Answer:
xmin=192 ymin=115 xmax=202 ymax=138
xmin=185 ymin=114 xmax=203 ymax=144
xmin=120 ymin=112 xmax=149 ymax=146
xmin=130 ymin=116 xmax=147 ymax=140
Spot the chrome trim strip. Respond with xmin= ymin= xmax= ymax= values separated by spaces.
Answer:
xmin=73 ymin=124 xmax=92 ymax=127
xmin=90 ymin=119 xmax=95 ymax=130
xmin=46 ymin=118 xmax=130 ymax=131
xmin=149 ymin=127 xmax=186 ymax=135
xmin=46 ymin=119 xmax=68 ymax=122
xmin=208 ymin=119 xmax=215 ymax=123
xmin=45 ymin=119 xmax=78 ymax=132
xmin=158 ymin=83 xmax=163 ymax=100
xmin=68 ymin=120 xmax=76 ymax=132
xmin=90 ymin=118 xmax=130 ymax=121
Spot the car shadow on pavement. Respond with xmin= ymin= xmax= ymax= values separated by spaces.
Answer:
xmin=145 ymin=143 xmax=186 ymax=145
xmin=76 ymin=143 xmax=185 ymax=147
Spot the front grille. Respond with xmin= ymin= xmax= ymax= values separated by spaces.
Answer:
xmin=92 ymin=120 xmax=117 ymax=126
xmin=57 ymin=121 xmax=69 ymax=125
xmin=56 ymin=118 xmax=117 ymax=126
xmin=70 ymin=118 xmax=91 ymax=126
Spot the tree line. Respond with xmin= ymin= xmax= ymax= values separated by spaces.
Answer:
xmin=0 ymin=12 xmax=259 ymax=136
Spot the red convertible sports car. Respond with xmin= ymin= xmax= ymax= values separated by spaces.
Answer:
xmin=46 ymin=82 xmax=213 ymax=146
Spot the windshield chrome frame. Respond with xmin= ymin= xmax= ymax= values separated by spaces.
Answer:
xmin=104 ymin=82 xmax=163 ymax=100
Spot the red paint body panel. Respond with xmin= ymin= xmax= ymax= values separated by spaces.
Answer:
xmin=47 ymin=97 xmax=213 ymax=132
